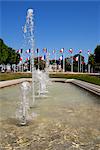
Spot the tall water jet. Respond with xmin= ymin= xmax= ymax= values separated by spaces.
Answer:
xmin=16 ymin=82 xmax=31 ymax=125
xmin=36 ymin=70 xmax=48 ymax=96
xmin=23 ymin=9 xmax=35 ymax=106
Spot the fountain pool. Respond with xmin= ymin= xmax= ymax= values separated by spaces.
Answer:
xmin=0 ymin=82 xmax=100 ymax=150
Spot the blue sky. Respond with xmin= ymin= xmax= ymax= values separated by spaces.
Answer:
xmin=0 ymin=0 xmax=99 ymax=62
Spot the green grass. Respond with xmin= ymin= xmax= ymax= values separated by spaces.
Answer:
xmin=0 ymin=72 xmax=100 ymax=86
xmin=0 ymin=72 xmax=32 ymax=81
xmin=49 ymin=73 xmax=100 ymax=86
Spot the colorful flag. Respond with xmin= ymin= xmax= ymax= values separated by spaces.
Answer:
xmin=79 ymin=49 xmax=82 ymax=53
xmin=17 ymin=49 xmax=23 ymax=53
xmin=75 ymin=56 xmax=78 ymax=61
xmin=26 ymin=49 xmax=31 ymax=53
xmin=60 ymin=48 xmax=64 ymax=53
xmin=69 ymin=48 xmax=73 ymax=53
xmin=44 ymin=54 xmax=46 ymax=60
xmin=17 ymin=49 xmax=21 ymax=53
xmin=43 ymin=48 xmax=47 ymax=53
xmin=87 ymin=50 xmax=90 ymax=55
xmin=17 ymin=49 xmax=20 ymax=53
xmin=40 ymin=56 xmax=44 ymax=60
xmin=26 ymin=57 xmax=30 ymax=61
xmin=53 ymin=50 xmax=56 ymax=54
xmin=59 ymin=55 xmax=63 ymax=60
xmin=82 ymin=61 xmax=84 ymax=65
xmin=20 ymin=57 xmax=23 ymax=61
xmin=36 ymin=48 xmax=39 ymax=53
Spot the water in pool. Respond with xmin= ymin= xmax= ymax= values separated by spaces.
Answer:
xmin=0 ymin=82 xmax=100 ymax=150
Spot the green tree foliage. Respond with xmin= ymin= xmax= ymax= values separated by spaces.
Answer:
xmin=26 ymin=57 xmax=46 ymax=71
xmin=88 ymin=54 xmax=95 ymax=66
xmin=94 ymin=45 xmax=100 ymax=63
xmin=0 ymin=39 xmax=20 ymax=65
xmin=94 ymin=45 xmax=100 ymax=72
xmin=88 ymin=45 xmax=100 ymax=72
xmin=73 ymin=54 xmax=85 ymax=72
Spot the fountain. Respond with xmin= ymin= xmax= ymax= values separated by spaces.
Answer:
xmin=23 ymin=8 xmax=35 ymax=107
xmin=37 ymin=70 xmax=48 ymax=96
xmin=16 ymin=9 xmax=35 ymax=125
xmin=0 ymin=81 xmax=100 ymax=149
xmin=16 ymin=82 xmax=31 ymax=125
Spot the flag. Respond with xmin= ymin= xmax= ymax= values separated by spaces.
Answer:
xmin=79 ymin=49 xmax=82 ymax=53
xmin=75 ymin=56 xmax=78 ymax=61
xmin=82 ymin=61 xmax=84 ymax=65
xmin=26 ymin=57 xmax=30 ymax=61
xmin=53 ymin=50 xmax=56 ymax=54
xmin=17 ymin=49 xmax=23 ymax=53
xmin=20 ymin=57 xmax=23 ymax=61
xmin=44 ymin=54 xmax=46 ymax=60
xmin=17 ymin=49 xmax=20 ymax=53
xmin=40 ymin=56 xmax=44 ymax=60
xmin=36 ymin=48 xmax=39 ymax=53
xmin=69 ymin=48 xmax=73 ymax=53
xmin=60 ymin=48 xmax=64 ymax=53
xmin=59 ymin=55 xmax=63 ymax=60
xmin=26 ymin=49 xmax=31 ymax=53
xmin=88 ymin=50 xmax=90 ymax=55
xmin=43 ymin=48 xmax=47 ymax=53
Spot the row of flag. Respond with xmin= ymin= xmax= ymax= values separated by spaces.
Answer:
xmin=17 ymin=48 xmax=47 ymax=54
xmin=20 ymin=55 xmax=83 ymax=62
xmin=20 ymin=56 xmax=47 ymax=61
xmin=18 ymin=48 xmax=90 ymax=62
xmin=59 ymin=55 xmax=79 ymax=61
xmin=17 ymin=48 xmax=90 ymax=54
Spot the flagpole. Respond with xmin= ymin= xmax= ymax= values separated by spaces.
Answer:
xmin=55 ymin=52 xmax=56 ymax=72
xmin=22 ymin=63 xmax=23 ymax=72
xmin=80 ymin=53 xmax=81 ymax=72
xmin=29 ymin=57 xmax=31 ymax=72
xmin=45 ymin=53 xmax=47 ymax=72
xmin=69 ymin=48 xmax=73 ymax=72
xmin=38 ymin=51 xmax=39 ymax=70
xmin=82 ymin=63 xmax=83 ymax=72
xmin=71 ymin=53 xmax=73 ymax=72
xmin=63 ymin=53 xmax=64 ymax=72
xmin=78 ymin=54 xmax=79 ymax=72
xmin=87 ymin=50 xmax=90 ymax=73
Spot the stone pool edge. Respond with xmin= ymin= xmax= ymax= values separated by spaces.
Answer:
xmin=51 ymin=78 xmax=100 ymax=96
xmin=0 ymin=78 xmax=100 ymax=96
xmin=0 ymin=78 xmax=32 ymax=88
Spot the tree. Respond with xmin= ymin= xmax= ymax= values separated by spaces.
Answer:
xmin=0 ymin=39 xmax=20 ymax=66
xmin=88 ymin=54 xmax=95 ymax=73
xmin=0 ymin=39 xmax=9 ymax=65
xmin=88 ymin=54 xmax=95 ymax=65
xmin=94 ymin=45 xmax=100 ymax=63
xmin=73 ymin=54 xmax=85 ymax=72
xmin=94 ymin=45 xmax=100 ymax=72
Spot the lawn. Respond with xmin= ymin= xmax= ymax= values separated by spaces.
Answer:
xmin=0 ymin=72 xmax=100 ymax=86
